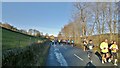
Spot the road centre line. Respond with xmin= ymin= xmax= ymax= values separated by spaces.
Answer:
xmin=74 ymin=54 xmax=84 ymax=61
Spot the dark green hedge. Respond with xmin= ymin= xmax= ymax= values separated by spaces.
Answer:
xmin=2 ymin=41 xmax=50 ymax=66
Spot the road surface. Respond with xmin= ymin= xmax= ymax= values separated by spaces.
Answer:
xmin=46 ymin=44 xmax=118 ymax=67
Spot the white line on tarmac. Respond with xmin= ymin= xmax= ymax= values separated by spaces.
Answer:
xmin=74 ymin=54 xmax=84 ymax=61
xmin=54 ymin=46 xmax=68 ymax=66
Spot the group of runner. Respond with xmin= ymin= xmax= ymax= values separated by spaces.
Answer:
xmin=83 ymin=39 xmax=119 ymax=66
xmin=51 ymin=39 xmax=75 ymax=46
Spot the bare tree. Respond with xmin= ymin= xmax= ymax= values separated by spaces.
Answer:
xmin=58 ymin=2 xmax=119 ymax=44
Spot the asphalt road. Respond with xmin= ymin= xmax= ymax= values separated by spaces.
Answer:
xmin=46 ymin=44 xmax=118 ymax=67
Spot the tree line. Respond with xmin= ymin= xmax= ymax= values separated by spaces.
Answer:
xmin=58 ymin=2 xmax=119 ymax=44
xmin=0 ymin=22 xmax=55 ymax=39
xmin=0 ymin=22 xmax=43 ymax=37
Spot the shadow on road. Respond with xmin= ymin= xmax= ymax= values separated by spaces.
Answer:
xmin=95 ymin=51 xmax=102 ymax=62
xmin=85 ymin=62 xmax=96 ymax=68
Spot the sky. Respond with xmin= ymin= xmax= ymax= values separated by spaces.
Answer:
xmin=2 ymin=0 xmax=119 ymax=2
xmin=2 ymin=2 xmax=74 ymax=37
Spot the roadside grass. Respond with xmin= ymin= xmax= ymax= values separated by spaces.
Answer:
xmin=2 ymin=27 xmax=45 ymax=50
xmin=2 ymin=27 xmax=50 ymax=66
xmin=118 ymin=50 xmax=120 ymax=63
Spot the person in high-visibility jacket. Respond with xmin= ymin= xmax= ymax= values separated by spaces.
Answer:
xmin=110 ymin=41 xmax=119 ymax=66
xmin=100 ymin=39 xmax=109 ymax=64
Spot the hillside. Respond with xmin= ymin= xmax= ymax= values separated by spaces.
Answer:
xmin=2 ymin=27 xmax=50 ymax=66
xmin=2 ymin=27 xmax=46 ymax=50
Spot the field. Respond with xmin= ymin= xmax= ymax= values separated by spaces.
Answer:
xmin=2 ymin=27 xmax=46 ymax=50
xmin=1 ymin=27 xmax=50 ymax=66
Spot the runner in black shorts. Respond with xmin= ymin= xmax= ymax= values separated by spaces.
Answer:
xmin=100 ymin=39 xmax=109 ymax=64
xmin=87 ymin=40 xmax=94 ymax=63
xmin=110 ymin=41 xmax=119 ymax=66
xmin=108 ymin=41 xmax=114 ymax=62
xmin=83 ymin=39 xmax=88 ymax=51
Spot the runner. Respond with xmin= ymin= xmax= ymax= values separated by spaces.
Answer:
xmin=83 ymin=39 xmax=88 ymax=51
xmin=109 ymin=41 xmax=119 ymax=66
xmin=100 ymin=39 xmax=109 ymax=64
xmin=51 ymin=40 xmax=54 ymax=45
xmin=58 ymin=39 xmax=61 ymax=45
xmin=87 ymin=40 xmax=94 ymax=63
xmin=71 ymin=40 xmax=74 ymax=47
xmin=55 ymin=40 xmax=57 ymax=45
xmin=67 ymin=39 xmax=70 ymax=45
xmin=108 ymin=40 xmax=114 ymax=62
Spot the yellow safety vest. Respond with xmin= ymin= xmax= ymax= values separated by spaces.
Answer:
xmin=110 ymin=44 xmax=118 ymax=53
xmin=100 ymin=42 xmax=108 ymax=53
xmin=58 ymin=40 xmax=60 ymax=42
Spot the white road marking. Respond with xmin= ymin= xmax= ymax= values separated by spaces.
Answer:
xmin=74 ymin=54 xmax=84 ymax=61
xmin=54 ymin=46 xmax=68 ymax=66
